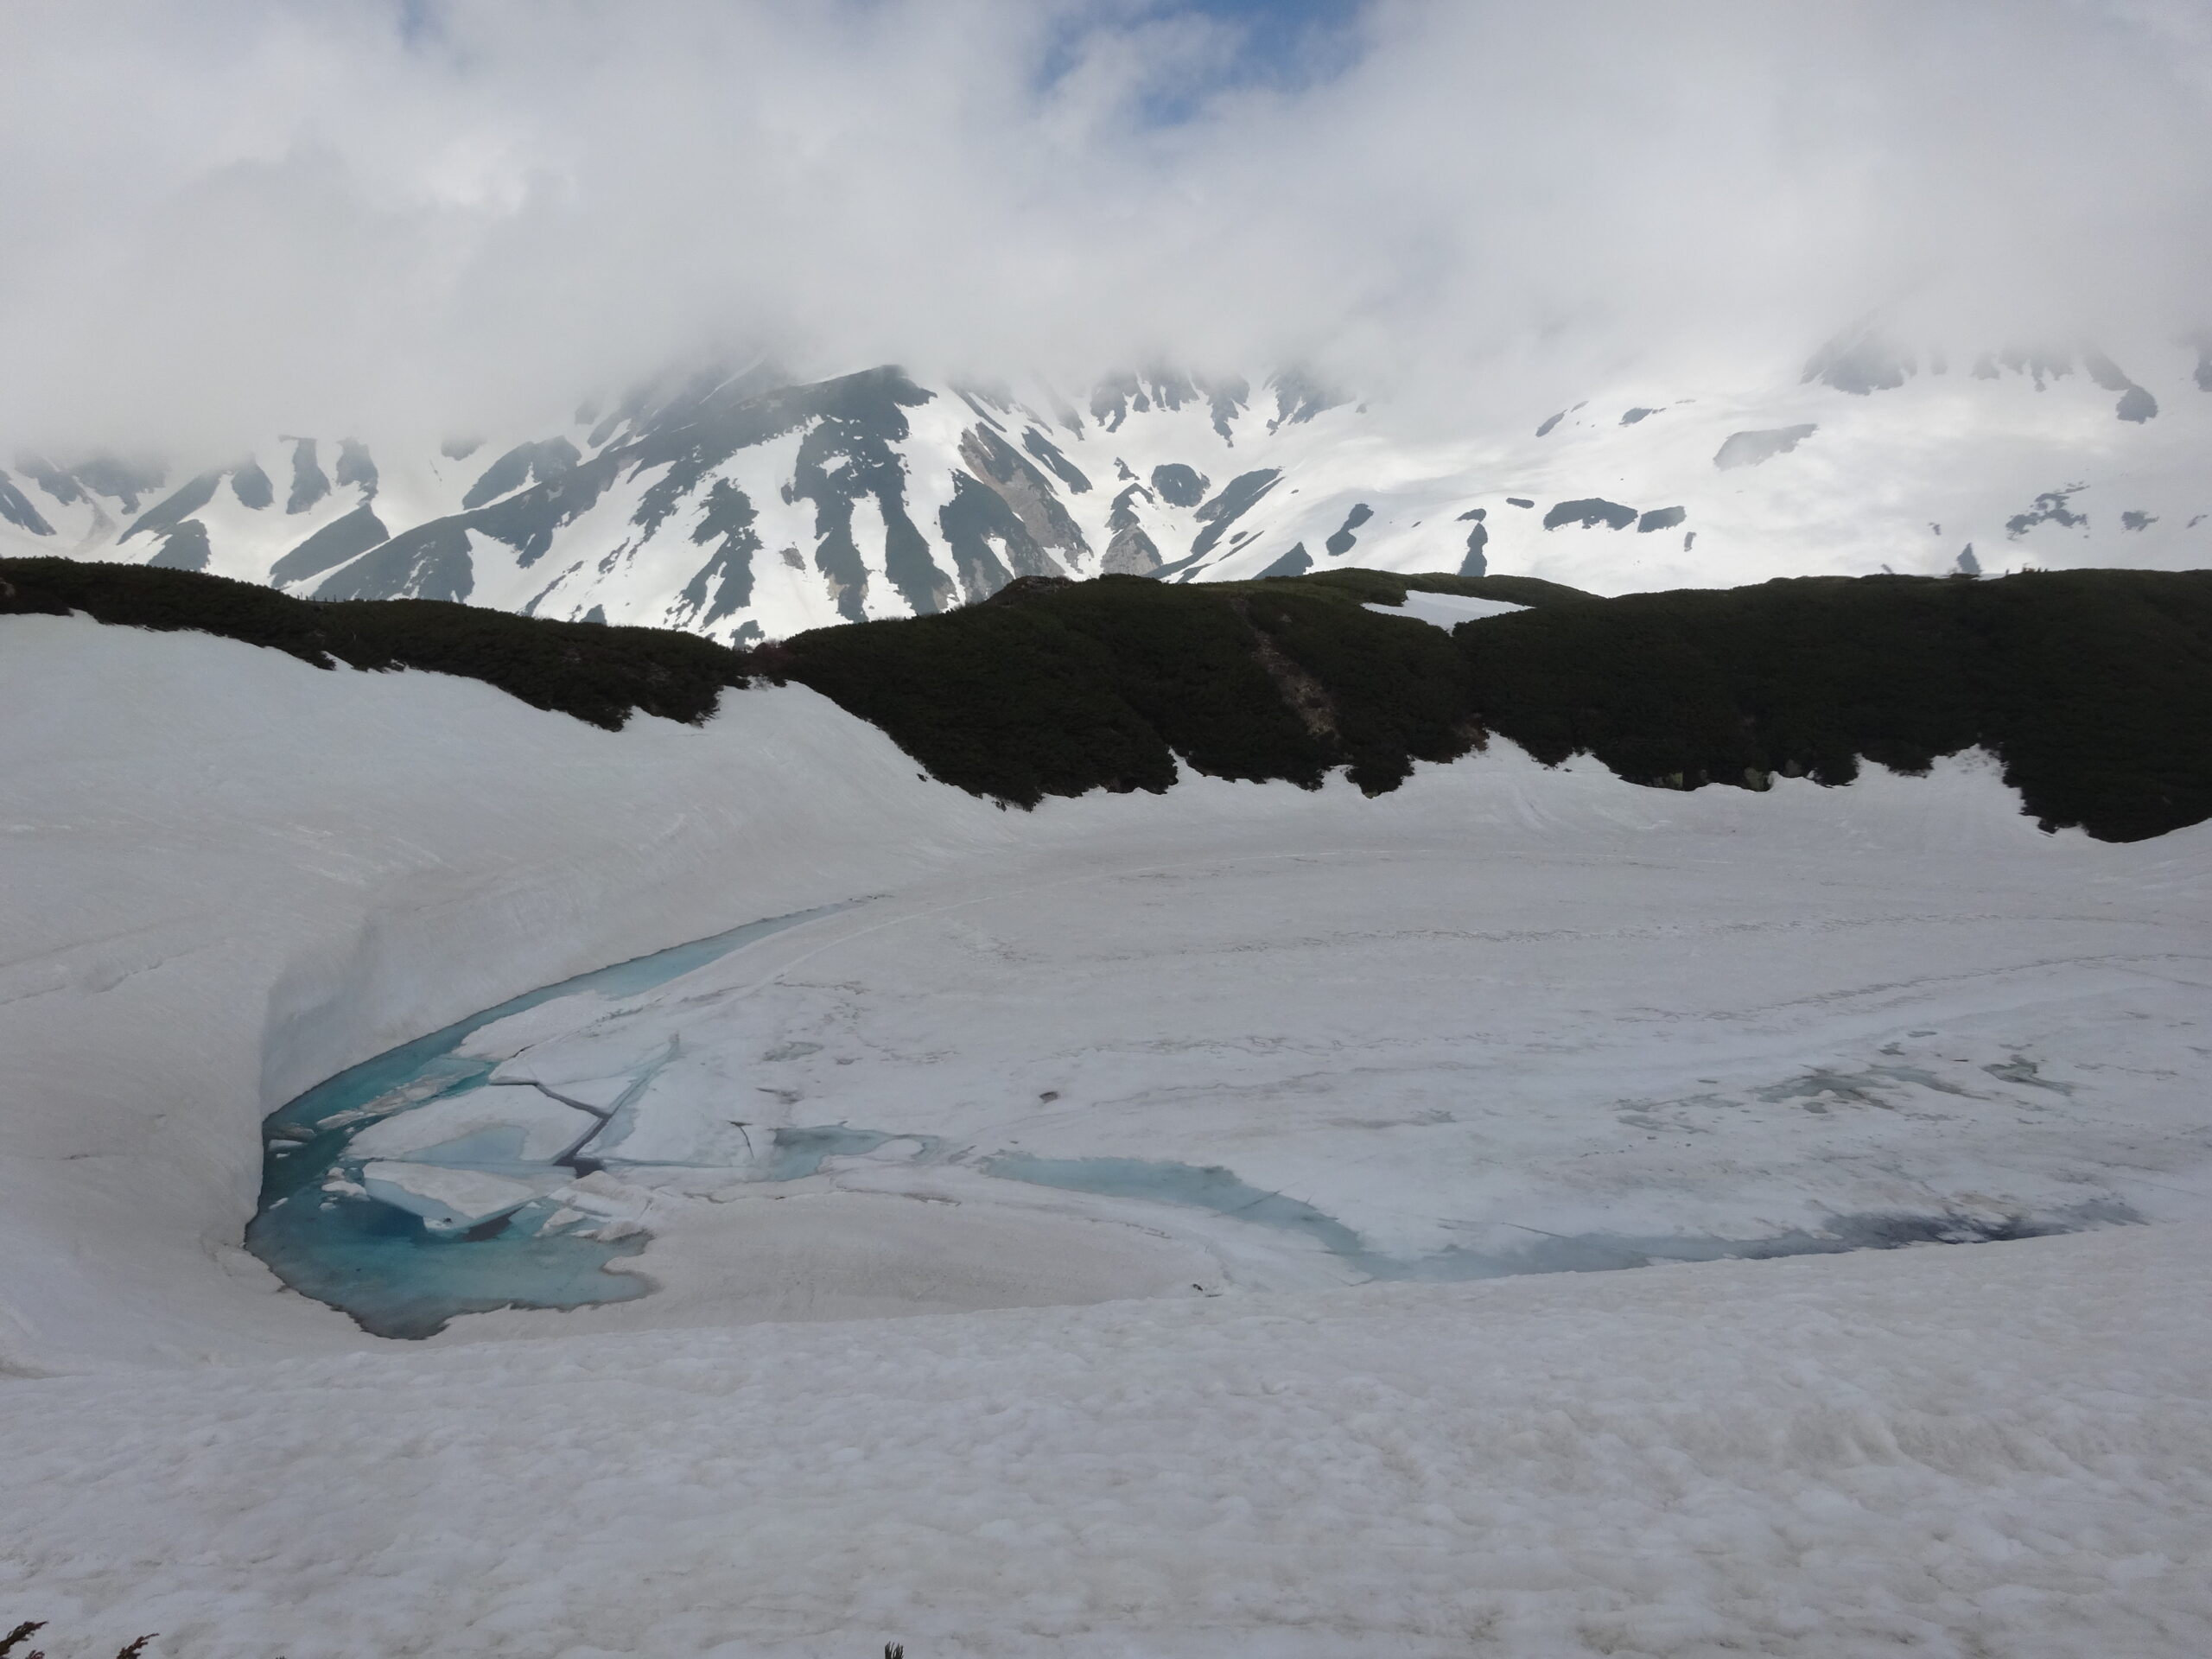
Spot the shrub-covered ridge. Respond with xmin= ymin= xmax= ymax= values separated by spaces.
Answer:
xmin=8 ymin=556 xmax=2209 ymax=842
xmin=767 ymin=566 xmax=2212 ymax=842
xmin=0 ymin=556 xmax=748 ymax=729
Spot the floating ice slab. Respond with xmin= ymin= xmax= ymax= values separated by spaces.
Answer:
xmin=1363 ymin=592 xmax=1527 ymax=629
xmin=347 ymin=1089 xmax=599 ymax=1166
xmin=580 ymin=1059 xmax=766 ymax=1168
xmin=359 ymin=1163 xmax=558 ymax=1236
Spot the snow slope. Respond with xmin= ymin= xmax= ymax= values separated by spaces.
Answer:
xmin=4 ymin=615 xmax=2211 ymax=1654
xmin=7 ymin=334 xmax=2211 ymax=647
xmin=9 ymin=1223 xmax=2210 ymax=1659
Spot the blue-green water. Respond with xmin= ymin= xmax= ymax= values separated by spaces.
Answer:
xmin=252 ymin=896 xmax=2107 ymax=1341
xmin=247 ymin=905 xmax=849 ymax=1339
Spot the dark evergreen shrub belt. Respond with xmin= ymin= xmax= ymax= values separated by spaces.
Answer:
xmin=7 ymin=556 xmax=2208 ymax=842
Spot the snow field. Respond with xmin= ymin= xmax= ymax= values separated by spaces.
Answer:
xmin=6 ymin=1220 xmax=2209 ymax=1657
xmin=3 ymin=612 xmax=2210 ymax=1654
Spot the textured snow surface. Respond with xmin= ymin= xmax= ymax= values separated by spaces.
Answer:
xmin=7 ymin=1224 xmax=2210 ymax=1658
xmin=4 ymin=616 xmax=2211 ymax=1655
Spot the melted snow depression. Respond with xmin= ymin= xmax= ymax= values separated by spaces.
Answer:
xmin=5 ymin=2 xmax=2212 ymax=1656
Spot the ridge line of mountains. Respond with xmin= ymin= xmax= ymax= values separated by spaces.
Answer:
xmin=4 ymin=327 xmax=2211 ymax=645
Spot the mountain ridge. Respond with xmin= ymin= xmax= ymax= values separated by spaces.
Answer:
xmin=6 ymin=338 xmax=2212 ymax=645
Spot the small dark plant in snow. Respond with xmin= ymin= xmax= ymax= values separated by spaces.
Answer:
xmin=0 ymin=1624 xmax=156 ymax=1659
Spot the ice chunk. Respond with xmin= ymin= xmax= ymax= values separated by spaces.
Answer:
xmin=359 ymin=1163 xmax=557 ymax=1236
xmin=545 ymin=1172 xmax=657 ymax=1223
xmin=347 ymin=1089 xmax=598 ymax=1166
xmin=454 ymin=993 xmax=608 ymax=1061
xmin=580 ymin=1065 xmax=762 ymax=1167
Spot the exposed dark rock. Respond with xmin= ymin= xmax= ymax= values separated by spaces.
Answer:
xmin=1102 ymin=525 xmax=1163 ymax=575
xmin=1256 ymin=543 xmax=1313 ymax=579
xmin=1021 ymin=428 xmax=1092 ymax=493
xmin=955 ymin=388 xmax=1009 ymax=432
xmin=463 ymin=438 xmax=582 ymax=510
xmin=2083 ymin=351 xmax=2159 ymax=422
xmin=1998 ymin=344 xmax=2073 ymax=389
xmin=1188 ymin=469 xmax=1284 ymax=559
xmin=121 ymin=472 xmax=220 ymax=543
xmin=1197 ymin=374 xmax=1249 ymax=442
xmin=795 ymin=415 xmax=952 ymax=620
xmin=1544 ymin=499 xmax=1639 ymax=531
xmin=937 ymin=474 xmax=1031 ymax=601
xmin=2083 ymin=350 xmax=2133 ymax=393
xmin=0 ymin=469 xmax=53 ymax=536
xmin=287 ymin=439 xmax=330 ymax=514
xmin=2005 ymin=486 xmax=2088 ymax=538
xmin=24 ymin=454 xmax=168 ymax=513
xmin=1637 ymin=505 xmax=1687 ymax=534
xmin=1620 ymin=408 xmax=1658 ymax=425
xmin=147 ymin=519 xmax=212 ymax=570
xmin=959 ymin=426 xmax=1089 ymax=569
xmin=1090 ymin=372 xmax=1141 ymax=432
xmin=1109 ymin=482 xmax=1153 ymax=532
xmin=1803 ymin=319 xmax=1915 ymax=393
xmin=1325 ymin=502 xmax=1374 ymax=558
xmin=670 ymin=480 xmax=761 ymax=630
xmin=1150 ymin=463 xmax=1209 ymax=508
xmin=269 ymin=504 xmax=391 ymax=586
xmin=1103 ymin=482 xmax=1163 ymax=575
xmin=1714 ymin=424 xmax=1817 ymax=470
xmin=1459 ymin=521 xmax=1489 ymax=578
xmin=336 ymin=439 xmax=379 ymax=494
xmin=1457 ymin=507 xmax=1486 ymax=522
xmin=1955 ymin=546 xmax=1980 ymax=576
xmin=230 ymin=459 xmax=274 ymax=510
xmin=14 ymin=454 xmax=83 ymax=506
xmin=1266 ymin=371 xmax=1346 ymax=432
xmin=1506 ymin=497 xmax=1535 ymax=509
xmin=1535 ymin=411 xmax=1565 ymax=437
xmin=315 ymin=518 xmax=474 ymax=602
xmin=2122 ymin=511 xmax=2158 ymax=531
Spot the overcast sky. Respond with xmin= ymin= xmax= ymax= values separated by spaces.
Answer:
xmin=3 ymin=0 xmax=2209 ymax=450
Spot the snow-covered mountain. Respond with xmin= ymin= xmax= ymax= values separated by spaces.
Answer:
xmin=6 ymin=327 xmax=2210 ymax=644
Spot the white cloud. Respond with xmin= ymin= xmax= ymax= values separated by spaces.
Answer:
xmin=1 ymin=0 xmax=2207 ymax=453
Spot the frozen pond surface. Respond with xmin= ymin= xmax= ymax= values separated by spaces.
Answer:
xmin=248 ymin=754 xmax=2212 ymax=1343
xmin=248 ymin=906 xmax=854 ymax=1337
xmin=250 ymin=756 xmax=2210 ymax=1343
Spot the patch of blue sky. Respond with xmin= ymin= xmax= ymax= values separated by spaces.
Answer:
xmin=1046 ymin=0 xmax=1371 ymax=124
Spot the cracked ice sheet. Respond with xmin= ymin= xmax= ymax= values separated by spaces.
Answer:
xmin=346 ymin=1090 xmax=598 ymax=1165
xmin=6 ymin=1220 xmax=2209 ymax=1658
xmin=421 ymin=750 xmax=2212 ymax=1344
